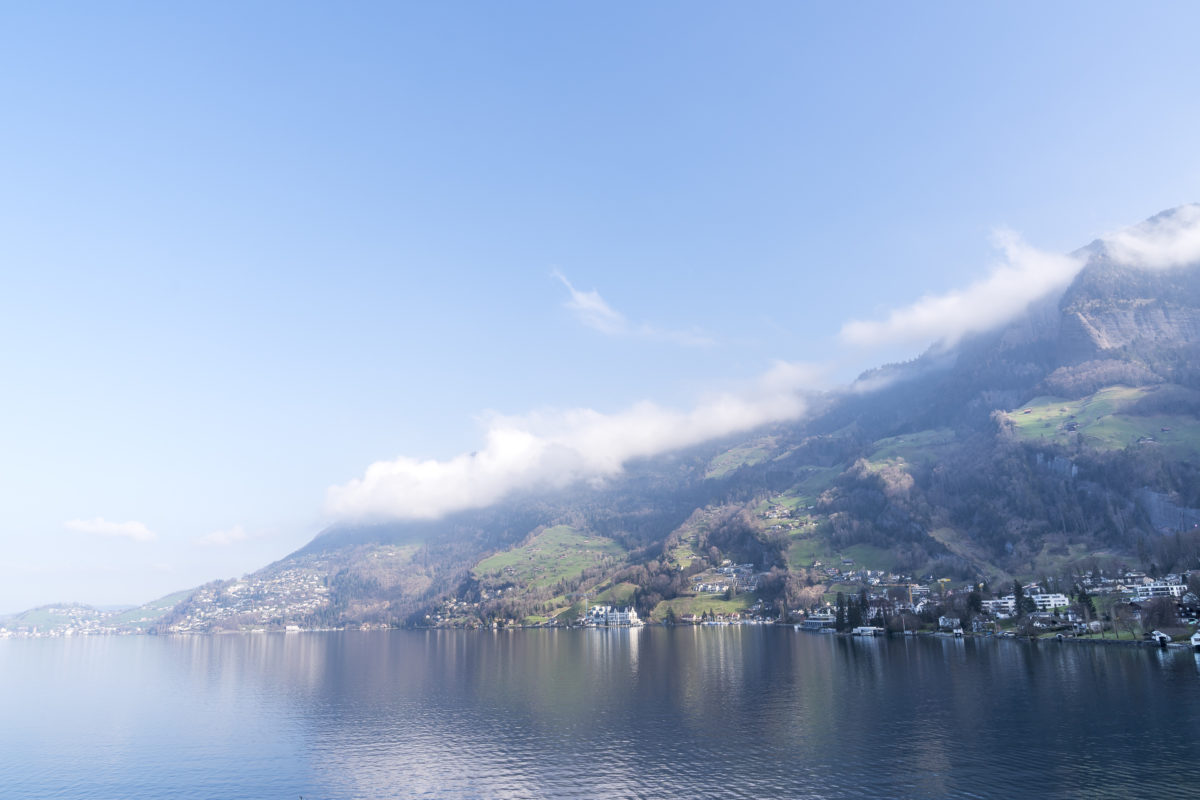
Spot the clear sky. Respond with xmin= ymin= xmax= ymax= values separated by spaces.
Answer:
xmin=3 ymin=2 xmax=1200 ymax=613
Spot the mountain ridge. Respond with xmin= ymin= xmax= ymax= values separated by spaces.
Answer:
xmin=156 ymin=218 xmax=1198 ymax=630
xmin=11 ymin=207 xmax=1200 ymax=635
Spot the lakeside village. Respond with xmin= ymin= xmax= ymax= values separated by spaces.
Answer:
xmin=434 ymin=556 xmax=1200 ymax=638
xmin=0 ymin=567 xmax=333 ymax=639
xmin=6 ymin=559 xmax=1200 ymax=650
xmin=592 ymin=571 xmax=1194 ymax=639
xmin=430 ymin=561 xmax=1200 ymax=652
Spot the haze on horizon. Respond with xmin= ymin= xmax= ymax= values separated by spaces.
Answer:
xmin=3 ymin=2 xmax=1200 ymax=614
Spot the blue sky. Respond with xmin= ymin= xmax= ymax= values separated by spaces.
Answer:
xmin=2 ymin=2 xmax=1200 ymax=613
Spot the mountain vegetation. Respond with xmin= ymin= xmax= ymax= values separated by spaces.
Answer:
xmin=139 ymin=210 xmax=1200 ymax=631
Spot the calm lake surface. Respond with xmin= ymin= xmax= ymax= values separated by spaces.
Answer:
xmin=3 ymin=627 xmax=1200 ymax=799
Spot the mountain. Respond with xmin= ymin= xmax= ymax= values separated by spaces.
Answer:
xmin=150 ymin=207 xmax=1200 ymax=632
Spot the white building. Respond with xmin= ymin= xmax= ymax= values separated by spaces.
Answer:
xmin=1134 ymin=583 xmax=1187 ymax=600
xmin=982 ymin=597 xmax=1015 ymax=615
xmin=1031 ymin=593 xmax=1070 ymax=611
xmin=981 ymin=593 xmax=1069 ymax=615
xmin=585 ymin=605 xmax=642 ymax=626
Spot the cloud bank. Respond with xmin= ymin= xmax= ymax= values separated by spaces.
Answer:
xmin=65 ymin=517 xmax=156 ymax=542
xmin=330 ymin=206 xmax=1200 ymax=525
xmin=841 ymin=204 xmax=1200 ymax=352
xmin=840 ymin=231 xmax=1084 ymax=349
xmin=1102 ymin=203 xmax=1200 ymax=269
xmin=553 ymin=270 xmax=713 ymax=346
xmin=326 ymin=361 xmax=818 ymax=522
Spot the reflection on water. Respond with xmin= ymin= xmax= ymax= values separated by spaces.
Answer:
xmin=2 ymin=629 xmax=1199 ymax=799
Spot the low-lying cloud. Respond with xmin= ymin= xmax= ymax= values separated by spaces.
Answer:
xmin=330 ymin=206 xmax=1200 ymax=525
xmin=840 ymin=231 xmax=1084 ymax=350
xmin=840 ymin=204 xmax=1200 ymax=351
xmin=553 ymin=270 xmax=713 ymax=346
xmin=1102 ymin=203 xmax=1200 ymax=269
xmin=65 ymin=517 xmax=156 ymax=542
xmin=326 ymin=361 xmax=818 ymax=522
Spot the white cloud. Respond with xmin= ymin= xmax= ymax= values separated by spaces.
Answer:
xmin=196 ymin=524 xmax=248 ymax=547
xmin=1102 ymin=203 xmax=1200 ymax=269
xmin=65 ymin=517 xmax=156 ymax=542
xmin=330 ymin=207 xmax=1200 ymax=524
xmin=839 ymin=231 xmax=1084 ymax=349
xmin=553 ymin=269 xmax=626 ymax=335
xmin=839 ymin=204 xmax=1200 ymax=352
xmin=326 ymin=360 xmax=819 ymax=522
xmin=553 ymin=270 xmax=713 ymax=346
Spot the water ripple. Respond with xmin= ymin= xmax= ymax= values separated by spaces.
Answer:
xmin=3 ymin=630 xmax=1200 ymax=798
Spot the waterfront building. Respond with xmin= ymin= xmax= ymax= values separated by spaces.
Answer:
xmin=798 ymin=613 xmax=836 ymax=632
xmin=585 ymin=605 xmax=642 ymax=626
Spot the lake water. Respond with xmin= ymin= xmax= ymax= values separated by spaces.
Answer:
xmin=3 ymin=627 xmax=1200 ymax=799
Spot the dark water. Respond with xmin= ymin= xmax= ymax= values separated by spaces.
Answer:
xmin=3 ymin=628 xmax=1199 ymax=799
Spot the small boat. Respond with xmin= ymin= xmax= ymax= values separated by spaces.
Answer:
xmin=1191 ymin=631 xmax=1200 ymax=651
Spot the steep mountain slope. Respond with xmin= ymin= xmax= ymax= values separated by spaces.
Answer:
xmin=160 ymin=208 xmax=1200 ymax=631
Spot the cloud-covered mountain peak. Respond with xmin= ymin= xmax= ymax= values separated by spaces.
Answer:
xmin=1095 ymin=202 xmax=1200 ymax=270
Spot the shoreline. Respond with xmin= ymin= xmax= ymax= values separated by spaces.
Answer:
xmin=6 ymin=622 xmax=1198 ymax=653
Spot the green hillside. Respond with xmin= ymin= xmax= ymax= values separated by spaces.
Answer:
xmin=109 ymin=590 xmax=193 ymax=627
xmin=473 ymin=525 xmax=626 ymax=589
xmin=705 ymin=436 xmax=777 ymax=478
xmin=1005 ymin=385 xmax=1200 ymax=454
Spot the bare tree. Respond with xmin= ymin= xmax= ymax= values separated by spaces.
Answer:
xmin=1112 ymin=603 xmax=1140 ymax=640
xmin=1070 ymin=600 xmax=1092 ymax=635
xmin=1141 ymin=597 xmax=1178 ymax=631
